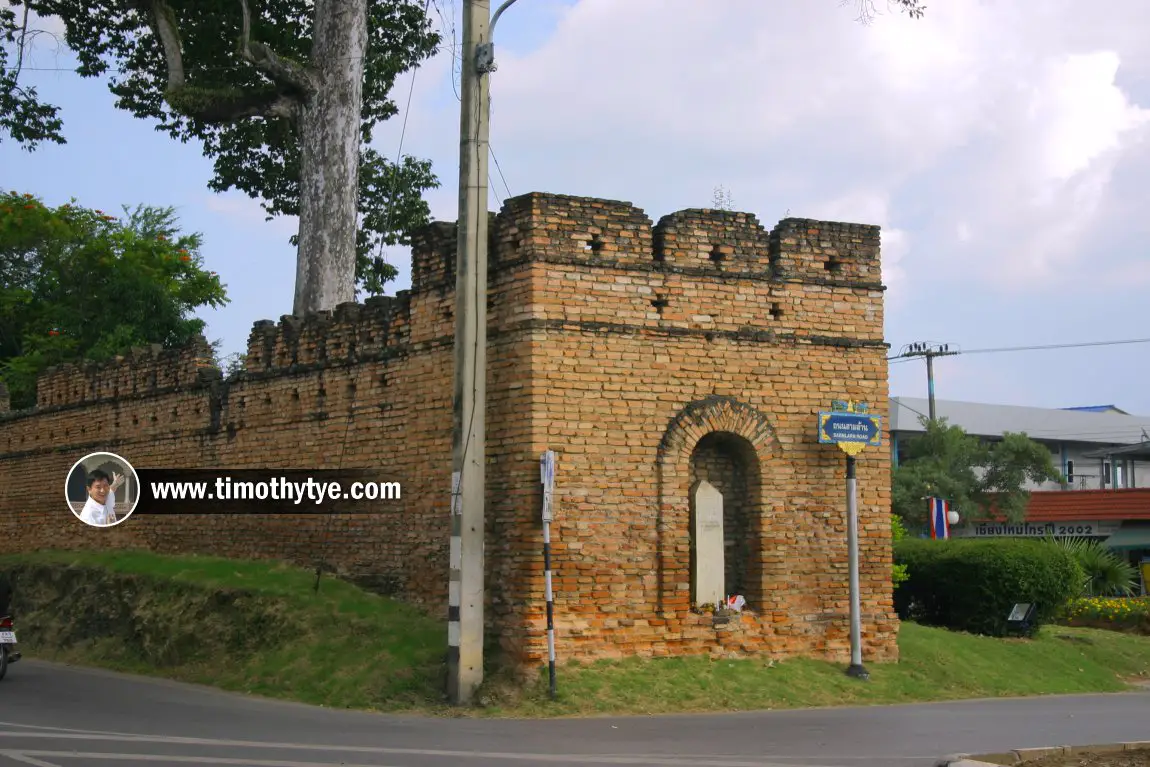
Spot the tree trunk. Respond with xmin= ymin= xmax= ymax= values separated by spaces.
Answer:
xmin=293 ymin=0 xmax=368 ymax=316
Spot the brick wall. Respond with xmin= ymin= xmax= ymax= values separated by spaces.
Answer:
xmin=0 ymin=191 xmax=898 ymax=666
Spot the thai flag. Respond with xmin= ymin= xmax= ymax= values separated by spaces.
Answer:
xmin=929 ymin=497 xmax=950 ymax=540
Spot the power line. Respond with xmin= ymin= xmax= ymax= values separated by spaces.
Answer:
xmin=887 ymin=337 xmax=1150 ymax=416
xmin=890 ymin=342 xmax=957 ymax=421
xmin=887 ymin=336 xmax=1150 ymax=426
xmin=431 ymin=0 xmax=463 ymax=100
xmin=490 ymin=144 xmax=512 ymax=200
xmin=888 ymin=336 xmax=1150 ymax=361
xmin=958 ymin=338 xmax=1150 ymax=355
xmin=431 ymin=0 xmax=512 ymax=203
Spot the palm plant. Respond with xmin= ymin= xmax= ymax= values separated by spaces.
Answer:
xmin=1051 ymin=537 xmax=1138 ymax=597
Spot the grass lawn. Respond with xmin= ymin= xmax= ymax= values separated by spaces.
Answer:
xmin=2 ymin=549 xmax=1149 ymax=718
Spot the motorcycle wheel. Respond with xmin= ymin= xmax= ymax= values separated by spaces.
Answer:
xmin=0 ymin=646 xmax=7 ymax=681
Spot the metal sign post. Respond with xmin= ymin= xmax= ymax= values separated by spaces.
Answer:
xmin=540 ymin=450 xmax=557 ymax=699
xmin=816 ymin=400 xmax=883 ymax=680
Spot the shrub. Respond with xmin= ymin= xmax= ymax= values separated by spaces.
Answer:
xmin=894 ymin=537 xmax=1084 ymax=637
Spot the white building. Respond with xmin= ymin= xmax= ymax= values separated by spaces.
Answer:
xmin=889 ymin=397 xmax=1150 ymax=491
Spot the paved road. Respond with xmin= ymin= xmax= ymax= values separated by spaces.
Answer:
xmin=0 ymin=660 xmax=1148 ymax=767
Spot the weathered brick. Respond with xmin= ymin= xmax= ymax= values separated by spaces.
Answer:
xmin=0 ymin=191 xmax=897 ymax=668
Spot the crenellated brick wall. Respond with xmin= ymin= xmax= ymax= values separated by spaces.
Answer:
xmin=0 ymin=191 xmax=897 ymax=667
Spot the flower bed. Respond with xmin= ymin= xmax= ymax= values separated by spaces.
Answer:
xmin=1059 ymin=596 xmax=1150 ymax=635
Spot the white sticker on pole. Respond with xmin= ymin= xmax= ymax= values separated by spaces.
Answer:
xmin=449 ymin=535 xmax=462 ymax=569
xmin=540 ymin=451 xmax=556 ymax=492
xmin=540 ymin=450 xmax=556 ymax=522
xmin=450 ymin=471 xmax=462 ymax=516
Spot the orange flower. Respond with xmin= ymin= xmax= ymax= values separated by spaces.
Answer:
xmin=180 ymin=255 xmax=190 ymax=262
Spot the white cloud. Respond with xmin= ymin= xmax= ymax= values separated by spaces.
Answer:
xmin=1033 ymin=53 xmax=1147 ymax=183
xmin=367 ymin=0 xmax=1150 ymax=411
xmin=21 ymin=0 xmax=1133 ymax=407
xmin=433 ymin=0 xmax=1150 ymax=301
xmin=927 ymin=48 xmax=1150 ymax=287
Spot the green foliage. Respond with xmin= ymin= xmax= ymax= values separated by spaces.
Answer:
xmin=1050 ymin=537 xmax=1139 ymax=598
xmin=893 ymin=537 xmax=1083 ymax=637
xmin=980 ymin=432 xmax=1067 ymax=521
xmin=0 ymin=6 xmax=64 ymax=150
xmin=892 ymin=417 xmax=984 ymax=523
xmin=0 ymin=190 xmax=228 ymax=410
xmin=892 ymin=416 xmax=1064 ymax=526
xmin=1 ymin=0 xmax=441 ymax=297
xmin=891 ymin=514 xmax=910 ymax=587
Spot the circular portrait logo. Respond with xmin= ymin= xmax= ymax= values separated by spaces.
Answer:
xmin=65 ymin=452 xmax=140 ymax=528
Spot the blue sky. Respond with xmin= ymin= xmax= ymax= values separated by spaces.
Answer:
xmin=4 ymin=0 xmax=1150 ymax=414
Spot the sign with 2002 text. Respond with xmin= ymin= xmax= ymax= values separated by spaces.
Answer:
xmin=950 ymin=521 xmax=1121 ymax=538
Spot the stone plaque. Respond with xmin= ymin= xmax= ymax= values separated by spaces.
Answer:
xmin=692 ymin=479 xmax=725 ymax=606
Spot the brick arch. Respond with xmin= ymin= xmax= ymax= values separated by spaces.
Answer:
xmin=655 ymin=396 xmax=782 ymax=614
xmin=658 ymin=395 xmax=779 ymax=458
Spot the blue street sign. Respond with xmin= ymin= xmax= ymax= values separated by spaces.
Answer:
xmin=818 ymin=411 xmax=883 ymax=447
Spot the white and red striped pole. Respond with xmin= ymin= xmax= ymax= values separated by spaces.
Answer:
xmin=540 ymin=450 xmax=557 ymax=699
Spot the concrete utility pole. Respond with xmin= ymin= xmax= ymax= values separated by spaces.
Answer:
xmin=447 ymin=0 xmax=519 ymax=707
xmin=895 ymin=342 xmax=958 ymax=421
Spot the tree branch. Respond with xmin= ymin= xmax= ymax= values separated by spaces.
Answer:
xmin=237 ymin=0 xmax=318 ymax=95
xmin=13 ymin=2 xmax=30 ymax=81
xmin=131 ymin=0 xmax=307 ymax=124
xmin=169 ymin=85 xmax=299 ymax=122
xmin=134 ymin=0 xmax=186 ymax=90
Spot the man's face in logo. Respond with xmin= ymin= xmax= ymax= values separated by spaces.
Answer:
xmin=88 ymin=477 xmax=110 ymax=504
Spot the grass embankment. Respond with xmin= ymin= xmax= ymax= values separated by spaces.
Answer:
xmin=0 ymin=549 xmax=446 ymax=711
xmin=2 ymin=550 xmax=1149 ymax=718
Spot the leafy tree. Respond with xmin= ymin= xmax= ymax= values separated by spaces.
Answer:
xmin=1 ymin=0 xmax=440 ymax=314
xmin=892 ymin=416 xmax=1065 ymax=526
xmin=0 ymin=190 xmax=228 ymax=410
xmin=1 ymin=2 xmax=926 ymax=313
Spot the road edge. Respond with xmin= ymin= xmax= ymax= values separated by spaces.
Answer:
xmin=936 ymin=741 xmax=1150 ymax=766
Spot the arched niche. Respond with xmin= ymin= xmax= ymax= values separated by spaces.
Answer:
xmin=656 ymin=396 xmax=780 ymax=613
